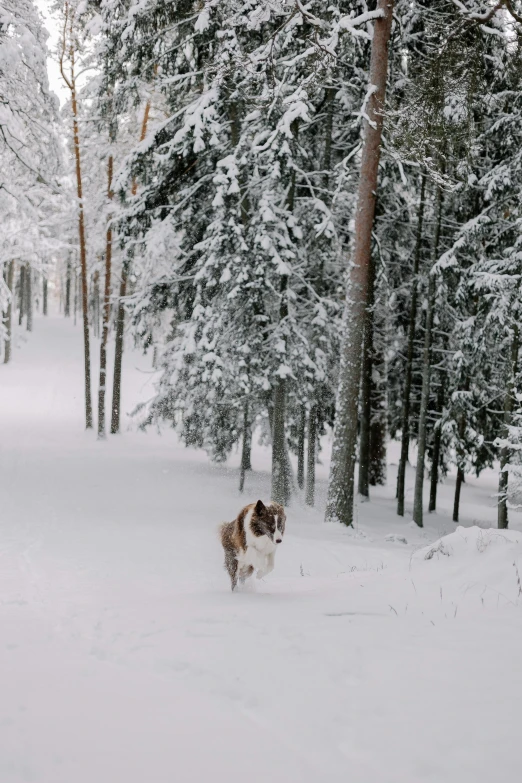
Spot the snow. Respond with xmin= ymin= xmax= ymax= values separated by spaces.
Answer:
xmin=1 ymin=316 xmax=522 ymax=783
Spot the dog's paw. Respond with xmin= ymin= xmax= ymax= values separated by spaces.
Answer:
xmin=256 ymin=569 xmax=267 ymax=580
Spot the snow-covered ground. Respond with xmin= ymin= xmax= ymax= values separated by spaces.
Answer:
xmin=1 ymin=316 xmax=521 ymax=783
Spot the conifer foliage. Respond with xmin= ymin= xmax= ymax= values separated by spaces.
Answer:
xmin=3 ymin=0 xmax=522 ymax=530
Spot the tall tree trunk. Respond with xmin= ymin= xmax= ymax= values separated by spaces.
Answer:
xmin=60 ymin=6 xmax=93 ymax=429
xmin=43 ymin=277 xmax=48 ymax=316
xmin=498 ymin=328 xmax=519 ymax=529
xmin=98 ymin=154 xmax=114 ymax=438
xmin=3 ymin=261 xmax=14 ymax=364
xmin=428 ymin=367 xmax=446 ymax=512
xmin=92 ymin=269 xmax=100 ymax=338
xmin=111 ymin=78 xmax=156 ymax=435
xmin=397 ymin=174 xmax=427 ymax=515
xmin=412 ymin=185 xmax=443 ymax=527
xmin=110 ymin=265 xmax=127 ymax=434
xmin=325 ymin=0 xmax=394 ymax=526
xmin=26 ymin=269 xmax=33 ymax=332
xmin=65 ymin=259 xmax=71 ymax=317
xmin=358 ymin=253 xmax=376 ymax=499
xmin=271 ymin=374 xmax=290 ymax=505
xmin=297 ymin=406 xmax=306 ymax=490
xmin=305 ymin=404 xmax=317 ymax=507
xmin=18 ymin=265 xmax=25 ymax=326
xmin=239 ymin=401 xmax=250 ymax=493
xmin=453 ymin=467 xmax=464 ymax=523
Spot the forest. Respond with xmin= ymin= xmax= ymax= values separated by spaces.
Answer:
xmin=2 ymin=0 xmax=522 ymax=531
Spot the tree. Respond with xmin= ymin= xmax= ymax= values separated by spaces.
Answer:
xmin=325 ymin=0 xmax=395 ymax=526
xmin=58 ymin=0 xmax=93 ymax=429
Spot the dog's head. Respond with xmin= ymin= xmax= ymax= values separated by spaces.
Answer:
xmin=251 ymin=499 xmax=286 ymax=544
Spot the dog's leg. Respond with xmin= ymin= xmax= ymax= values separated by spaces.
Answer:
xmin=225 ymin=551 xmax=238 ymax=591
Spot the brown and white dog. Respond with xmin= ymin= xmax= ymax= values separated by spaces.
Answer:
xmin=220 ymin=500 xmax=286 ymax=590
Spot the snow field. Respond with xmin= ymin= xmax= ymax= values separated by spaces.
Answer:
xmin=1 ymin=316 xmax=521 ymax=782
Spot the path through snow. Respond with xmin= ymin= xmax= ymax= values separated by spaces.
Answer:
xmin=1 ymin=317 xmax=521 ymax=782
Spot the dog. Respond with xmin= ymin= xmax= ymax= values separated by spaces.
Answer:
xmin=220 ymin=499 xmax=286 ymax=590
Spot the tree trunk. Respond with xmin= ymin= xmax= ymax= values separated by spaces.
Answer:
xmin=110 ymin=79 xmax=156 ymax=435
xmin=65 ymin=259 xmax=71 ymax=317
xmin=110 ymin=264 xmax=127 ymax=434
xmin=305 ymin=405 xmax=317 ymax=507
xmin=453 ymin=467 xmax=464 ymax=523
xmin=325 ymin=0 xmax=394 ymax=526
xmin=358 ymin=252 xmax=376 ymax=499
xmin=271 ymin=375 xmax=290 ymax=505
xmin=3 ymin=261 xmax=14 ymax=364
xmin=92 ymin=269 xmax=100 ymax=338
xmin=60 ymin=12 xmax=92 ymax=428
xmin=18 ymin=265 xmax=25 ymax=326
xmin=428 ymin=369 xmax=446 ymax=512
xmin=239 ymin=401 xmax=250 ymax=493
xmin=98 ymin=154 xmax=114 ymax=439
xmin=412 ymin=185 xmax=443 ymax=527
xmin=498 ymin=328 xmax=519 ymax=529
xmin=26 ymin=269 xmax=33 ymax=332
xmin=43 ymin=277 xmax=48 ymax=316
xmin=297 ymin=406 xmax=306 ymax=490
xmin=397 ymin=174 xmax=427 ymax=515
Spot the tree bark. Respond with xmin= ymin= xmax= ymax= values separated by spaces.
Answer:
xmin=60 ymin=5 xmax=93 ymax=428
xmin=98 ymin=154 xmax=114 ymax=438
xmin=325 ymin=0 xmax=394 ymax=526
xmin=110 ymin=78 xmax=156 ymax=434
xmin=65 ymin=259 xmax=71 ymax=317
xmin=358 ymin=253 xmax=376 ymax=499
xmin=305 ymin=404 xmax=317 ymax=507
xmin=26 ymin=268 xmax=33 ymax=332
xmin=239 ymin=401 xmax=250 ymax=493
xmin=453 ymin=467 xmax=464 ymax=523
xmin=110 ymin=264 xmax=127 ymax=434
xmin=428 ymin=368 xmax=446 ymax=512
xmin=412 ymin=184 xmax=443 ymax=527
xmin=43 ymin=277 xmax=48 ymax=316
xmin=498 ymin=328 xmax=519 ymax=529
xmin=397 ymin=174 xmax=427 ymax=515
xmin=297 ymin=406 xmax=306 ymax=490
xmin=18 ymin=265 xmax=25 ymax=326
xmin=271 ymin=374 xmax=290 ymax=505
xmin=3 ymin=261 xmax=14 ymax=364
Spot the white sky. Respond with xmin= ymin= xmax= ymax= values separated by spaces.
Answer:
xmin=36 ymin=0 xmax=69 ymax=106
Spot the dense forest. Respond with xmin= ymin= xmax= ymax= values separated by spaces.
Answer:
xmin=3 ymin=0 xmax=522 ymax=529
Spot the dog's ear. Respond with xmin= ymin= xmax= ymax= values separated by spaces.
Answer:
xmin=254 ymin=499 xmax=266 ymax=515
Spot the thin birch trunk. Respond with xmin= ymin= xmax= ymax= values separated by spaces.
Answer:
xmin=98 ymin=154 xmax=114 ymax=438
xmin=397 ymin=174 xmax=427 ymax=515
xmin=412 ymin=185 xmax=443 ymax=527
xmin=60 ymin=3 xmax=93 ymax=429
xmin=498 ymin=328 xmax=519 ymax=529
xmin=3 ymin=261 xmax=14 ymax=364
xmin=305 ymin=405 xmax=317 ymax=507
xmin=325 ymin=0 xmax=394 ymax=526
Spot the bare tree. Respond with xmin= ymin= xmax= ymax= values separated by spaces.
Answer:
xmin=59 ymin=1 xmax=93 ymax=429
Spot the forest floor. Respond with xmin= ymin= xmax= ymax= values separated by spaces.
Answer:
xmin=1 ymin=315 xmax=522 ymax=783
